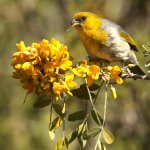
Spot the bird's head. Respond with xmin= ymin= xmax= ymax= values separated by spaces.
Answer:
xmin=71 ymin=12 xmax=102 ymax=30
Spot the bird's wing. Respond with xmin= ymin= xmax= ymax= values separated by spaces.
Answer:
xmin=119 ymin=31 xmax=138 ymax=52
xmin=100 ymin=19 xmax=138 ymax=52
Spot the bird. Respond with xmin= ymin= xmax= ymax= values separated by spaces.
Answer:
xmin=71 ymin=12 xmax=145 ymax=75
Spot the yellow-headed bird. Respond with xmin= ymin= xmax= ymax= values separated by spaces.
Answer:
xmin=71 ymin=12 xmax=145 ymax=75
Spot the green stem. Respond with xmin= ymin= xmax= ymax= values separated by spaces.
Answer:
xmin=103 ymin=83 xmax=108 ymax=126
xmin=23 ymin=92 xmax=28 ymax=104
xmin=85 ymin=79 xmax=101 ymax=126
xmin=94 ymin=131 xmax=102 ymax=150
xmin=94 ymin=83 xmax=108 ymax=150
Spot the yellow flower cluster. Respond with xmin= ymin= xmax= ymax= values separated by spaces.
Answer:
xmin=11 ymin=38 xmax=76 ymax=100
xmin=106 ymin=66 xmax=123 ymax=84
xmin=71 ymin=60 xmax=101 ymax=86
xmin=72 ymin=62 xmax=123 ymax=85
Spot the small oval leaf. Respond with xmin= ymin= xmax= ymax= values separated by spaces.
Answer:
xmin=49 ymin=117 xmax=62 ymax=131
xmin=78 ymin=135 xmax=87 ymax=149
xmin=33 ymin=96 xmax=51 ymax=108
xmin=91 ymin=110 xmax=103 ymax=125
xmin=89 ymin=84 xmax=100 ymax=91
xmin=71 ymin=84 xmax=96 ymax=100
xmin=55 ymin=138 xmax=63 ymax=150
xmin=49 ymin=130 xmax=55 ymax=140
xmin=53 ymin=103 xmax=63 ymax=116
xmin=68 ymin=111 xmax=86 ymax=121
xmin=98 ymin=141 xmax=106 ymax=150
xmin=66 ymin=130 xmax=78 ymax=145
xmin=111 ymin=85 xmax=117 ymax=99
xmin=83 ymin=127 xmax=101 ymax=140
xmin=102 ymin=128 xmax=114 ymax=144
xmin=62 ymin=103 xmax=65 ymax=114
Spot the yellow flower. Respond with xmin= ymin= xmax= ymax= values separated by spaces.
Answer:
xmin=108 ymin=66 xmax=123 ymax=84
xmin=22 ymin=62 xmax=34 ymax=75
xmin=16 ymin=41 xmax=27 ymax=51
xmin=53 ymin=82 xmax=66 ymax=95
xmin=14 ymin=64 xmax=22 ymax=70
xmin=87 ymin=65 xmax=100 ymax=80
xmin=71 ymin=64 xmax=88 ymax=77
xmin=59 ymin=59 xmax=72 ymax=70
xmin=50 ymin=38 xmax=62 ymax=48
xmin=72 ymin=62 xmax=101 ymax=86
xmin=65 ymin=74 xmax=76 ymax=88
xmin=53 ymin=74 xmax=76 ymax=98
xmin=43 ymin=62 xmax=55 ymax=74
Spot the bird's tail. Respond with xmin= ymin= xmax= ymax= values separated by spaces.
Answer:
xmin=128 ymin=65 xmax=145 ymax=75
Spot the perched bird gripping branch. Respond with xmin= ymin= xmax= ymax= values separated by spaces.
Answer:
xmin=71 ymin=12 xmax=145 ymax=75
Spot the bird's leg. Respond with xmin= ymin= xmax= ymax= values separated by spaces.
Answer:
xmin=121 ymin=61 xmax=125 ymax=68
xmin=87 ymin=55 xmax=92 ymax=62
xmin=121 ymin=62 xmax=123 ymax=67
xmin=87 ymin=55 xmax=110 ymax=68
xmin=99 ymin=60 xmax=110 ymax=68
xmin=87 ymin=56 xmax=100 ymax=66
xmin=87 ymin=55 xmax=99 ymax=62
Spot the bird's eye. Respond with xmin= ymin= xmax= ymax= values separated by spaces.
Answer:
xmin=81 ymin=16 xmax=86 ymax=21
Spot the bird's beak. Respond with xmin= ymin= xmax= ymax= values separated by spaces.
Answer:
xmin=71 ymin=19 xmax=81 ymax=27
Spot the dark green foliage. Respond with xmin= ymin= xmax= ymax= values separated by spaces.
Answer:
xmin=68 ymin=111 xmax=86 ymax=121
xmin=33 ymin=96 xmax=51 ymax=108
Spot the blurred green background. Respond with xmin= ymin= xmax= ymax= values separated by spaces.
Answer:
xmin=0 ymin=0 xmax=150 ymax=149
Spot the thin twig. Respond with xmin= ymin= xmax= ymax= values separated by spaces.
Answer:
xmin=121 ymin=73 xmax=150 ymax=80
xmin=94 ymin=83 xmax=108 ymax=150
xmin=23 ymin=92 xmax=28 ymax=104
xmin=85 ymin=79 xmax=102 ymax=126
xmin=94 ymin=131 xmax=102 ymax=150
xmin=103 ymin=83 xmax=108 ymax=126
xmin=85 ymin=78 xmax=104 ymax=150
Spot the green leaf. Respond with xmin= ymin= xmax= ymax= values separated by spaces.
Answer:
xmin=110 ymin=85 xmax=117 ymax=99
xmin=88 ymin=84 xmax=100 ymax=91
xmin=65 ymin=123 xmax=87 ymax=148
xmin=102 ymin=128 xmax=114 ymax=144
xmin=55 ymin=138 xmax=63 ymax=150
xmin=68 ymin=111 xmax=86 ymax=121
xmin=71 ymin=84 xmax=96 ymax=100
xmin=98 ymin=141 xmax=106 ymax=150
xmin=66 ymin=130 xmax=78 ymax=145
xmin=62 ymin=137 xmax=68 ymax=149
xmin=78 ymin=123 xmax=87 ymax=135
xmin=62 ymin=102 xmax=65 ymax=114
xmin=53 ymin=103 xmax=63 ymax=116
xmin=83 ymin=127 xmax=101 ymax=140
xmin=78 ymin=135 xmax=87 ymax=149
xmin=48 ymin=130 xmax=55 ymax=140
xmin=49 ymin=117 xmax=62 ymax=131
xmin=33 ymin=96 xmax=51 ymax=108
xmin=91 ymin=109 xmax=103 ymax=125
xmin=77 ymin=124 xmax=87 ymax=149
